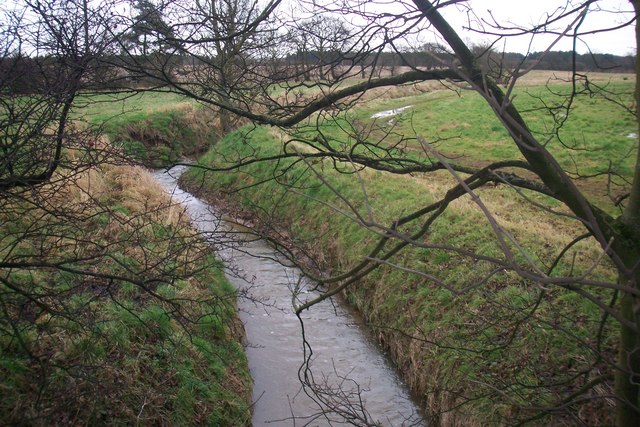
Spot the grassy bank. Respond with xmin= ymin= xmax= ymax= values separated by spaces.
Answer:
xmin=181 ymin=83 xmax=624 ymax=424
xmin=75 ymin=91 xmax=218 ymax=166
xmin=0 ymin=134 xmax=252 ymax=423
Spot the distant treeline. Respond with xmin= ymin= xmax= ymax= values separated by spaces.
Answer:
xmin=388 ymin=49 xmax=636 ymax=73
xmin=2 ymin=48 xmax=634 ymax=95
xmin=525 ymin=51 xmax=635 ymax=72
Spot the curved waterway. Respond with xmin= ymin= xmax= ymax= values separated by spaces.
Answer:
xmin=154 ymin=167 xmax=425 ymax=427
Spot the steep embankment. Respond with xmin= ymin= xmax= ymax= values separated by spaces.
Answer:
xmin=103 ymin=104 xmax=219 ymax=167
xmin=182 ymin=126 xmax=618 ymax=425
xmin=0 ymin=132 xmax=251 ymax=424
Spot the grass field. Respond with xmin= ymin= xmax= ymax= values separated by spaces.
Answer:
xmin=178 ymin=71 xmax=634 ymax=424
xmin=299 ymin=72 xmax=635 ymax=210
xmin=74 ymin=72 xmax=636 ymax=198
xmin=25 ymin=70 xmax=631 ymax=424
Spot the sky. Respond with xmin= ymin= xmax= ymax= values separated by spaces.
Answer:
xmin=440 ymin=0 xmax=636 ymax=56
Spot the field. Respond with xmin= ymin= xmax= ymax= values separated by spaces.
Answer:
xmin=300 ymin=70 xmax=635 ymax=209
xmin=74 ymin=91 xmax=216 ymax=166
xmin=8 ymin=69 xmax=629 ymax=424
xmin=179 ymin=70 xmax=635 ymax=424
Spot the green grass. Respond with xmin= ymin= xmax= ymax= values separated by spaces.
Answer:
xmin=49 ymin=72 xmax=631 ymax=424
xmin=300 ymin=78 xmax=635 ymax=207
xmin=74 ymin=91 xmax=191 ymax=124
xmin=74 ymin=91 xmax=216 ymax=166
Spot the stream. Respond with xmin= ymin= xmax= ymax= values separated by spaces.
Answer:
xmin=154 ymin=166 xmax=425 ymax=426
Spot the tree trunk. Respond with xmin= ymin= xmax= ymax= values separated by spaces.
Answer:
xmin=331 ymin=59 xmax=339 ymax=80
xmin=218 ymin=92 xmax=233 ymax=134
xmin=615 ymin=285 xmax=640 ymax=426
xmin=219 ymin=108 xmax=231 ymax=134
xmin=616 ymin=2 xmax=640 ymax=425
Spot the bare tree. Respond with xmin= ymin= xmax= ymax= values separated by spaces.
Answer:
xmin=5 ymin=0 xmax=637 ymax=423
xmin=0 ymin=0 xmax=121 ymax=190
xmin=116 ymin=0 xmax=287 ymax=133
xmin=141 ymin=0 xmax=639 ymax=424
xmin=0 ymin=1 xmax=251 ymax=423
xmin=295 ymin=16 xmax=352 ymax=80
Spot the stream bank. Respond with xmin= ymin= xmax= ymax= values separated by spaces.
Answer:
xmin=179 ymin=125 xmax=619 ymax=426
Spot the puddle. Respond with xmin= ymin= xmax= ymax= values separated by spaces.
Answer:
xmin=371 ymin=105 xmax=413 ymax=119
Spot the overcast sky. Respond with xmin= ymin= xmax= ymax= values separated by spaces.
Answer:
xmin=440 ymin=0 xmax=636 ymax=56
